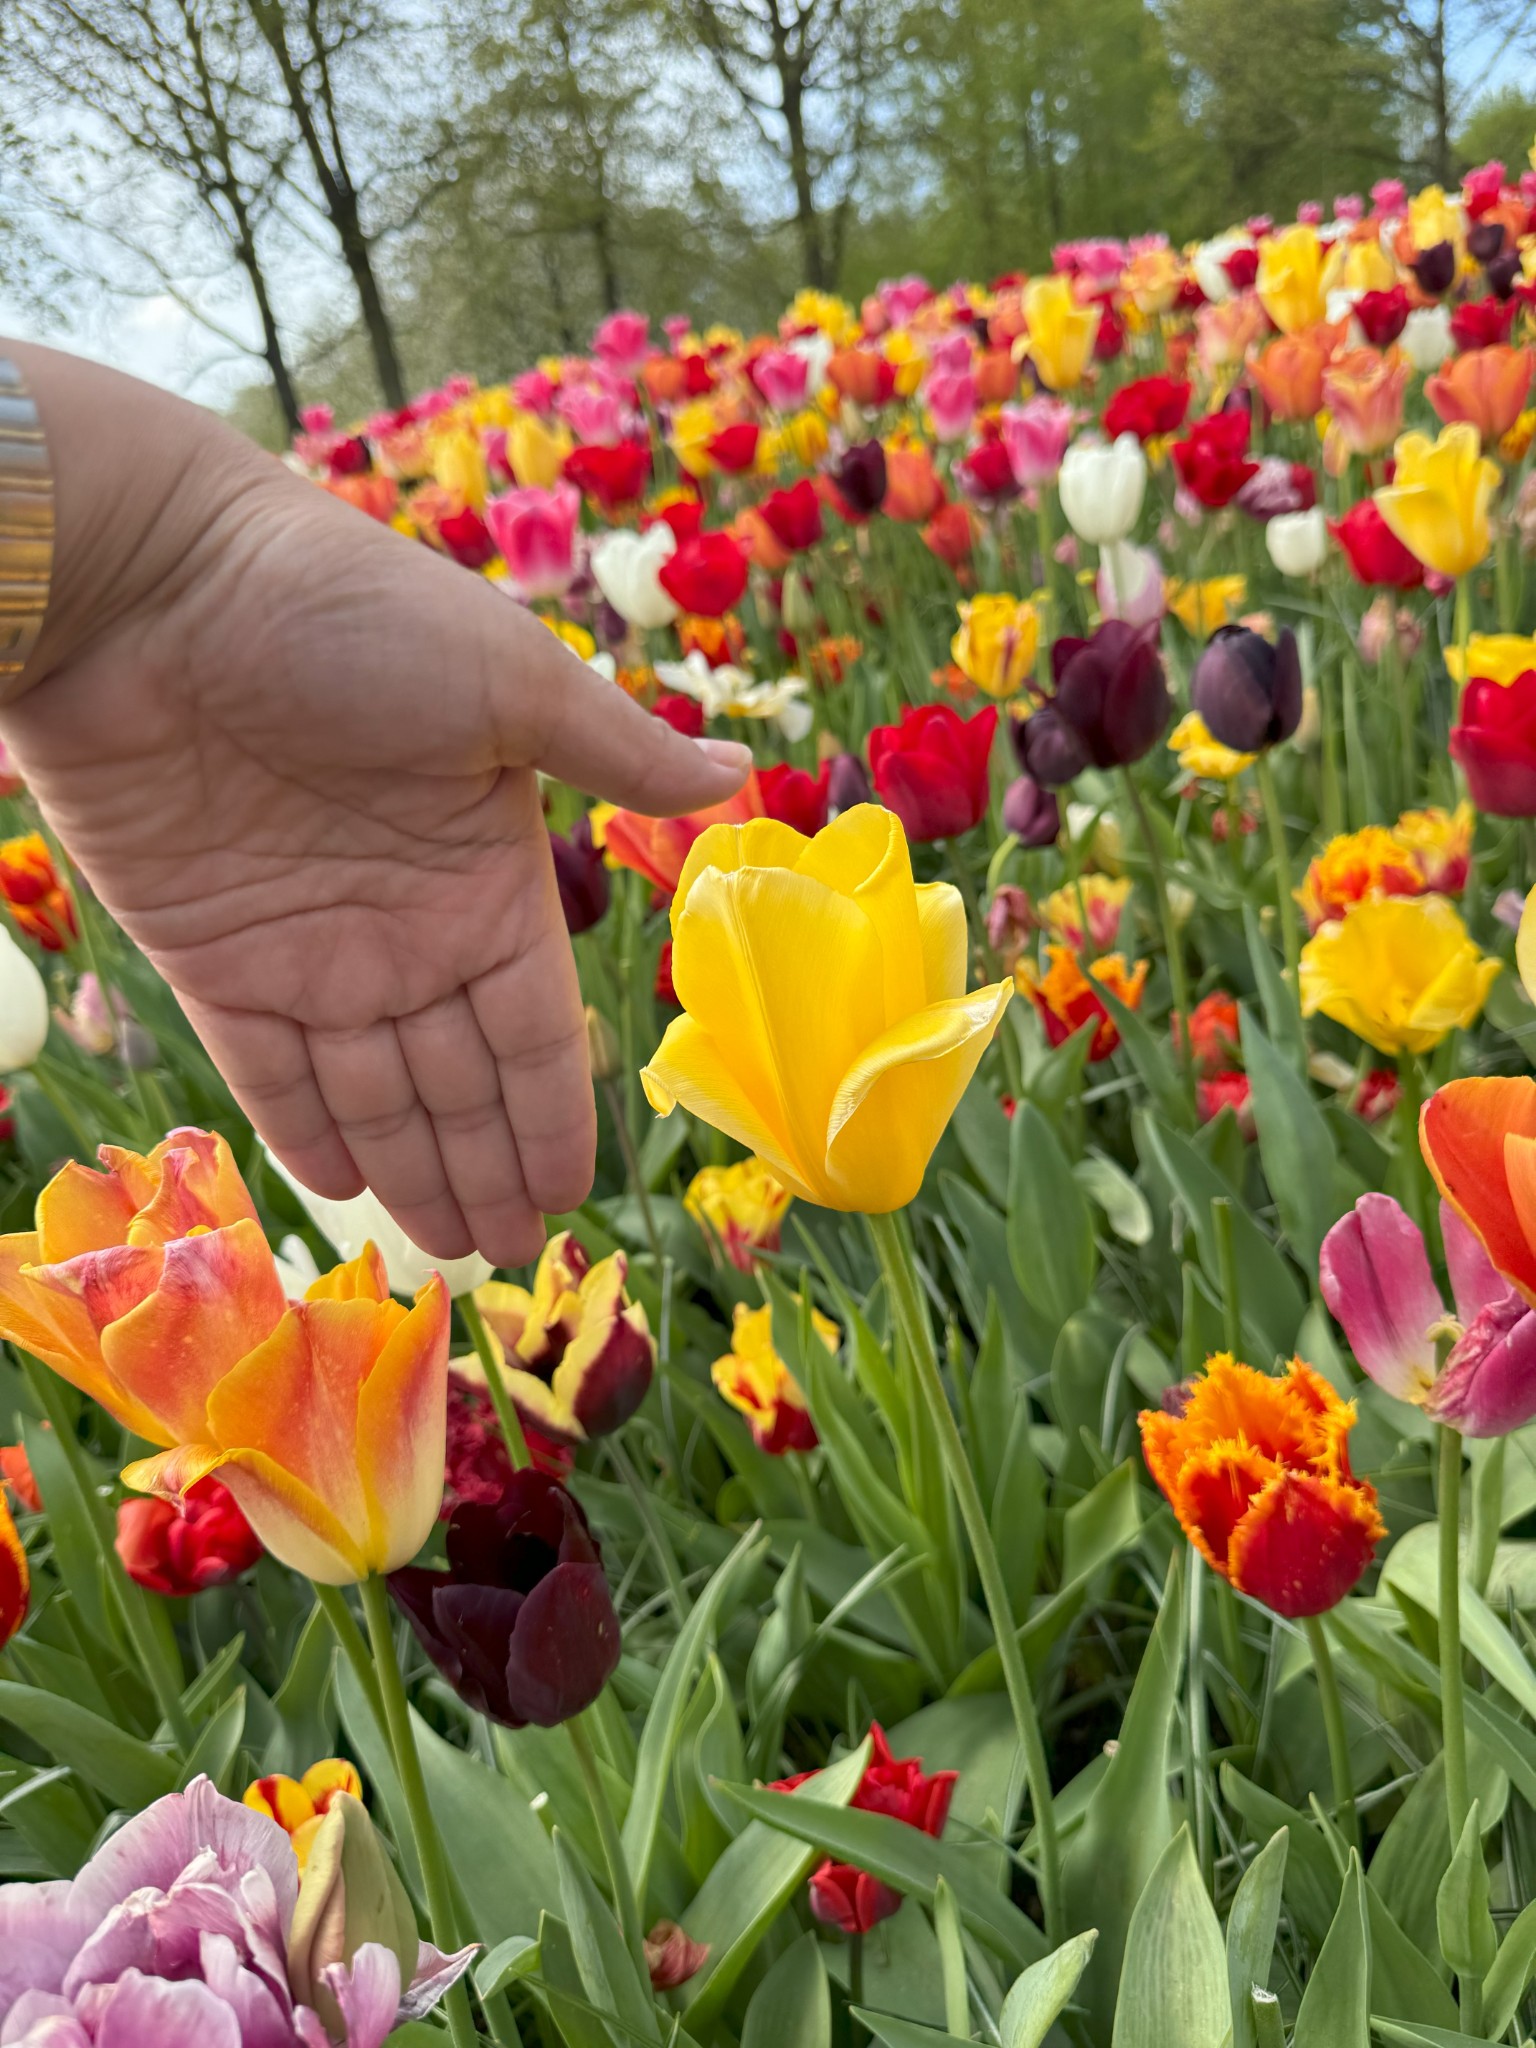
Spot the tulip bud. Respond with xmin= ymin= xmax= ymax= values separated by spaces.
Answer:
xmin=644 ymin=1921 xmax=710 ymax=1991
xmin=1487 ymin=249 xmax=1522 ymax=300
xmin=1409 ymin=240 xmax=1456 ymax=296
xmin=287 ymin=1793 xmax=418 ymax=2039
xmin=1017 ymin=705 xmax=1090 ymax=788
xmin=830 ymin=440 xmax=887 ymax=518
xmin=1467 ymin=220 xmax=1505 ymax=265
xmin=585 ymin=1005 xmax=621 ymax=1083
xmin=781 ymin=568 xmax=818 ymax=636
xmin=1191 ymin=626 xmax=1303 ymax=753
xmin=1265 ymin=507 xmax=1328 ymax=578
xmin=0 ymin=926 xmax=49 ymax=1070
xmin=826 ymin=751 xmax=872 ymax=814
xmin=1058 ymin=433 xmax=1147 ymax=545
xmin=1000 ymin=775 xmax=1061 ymax=846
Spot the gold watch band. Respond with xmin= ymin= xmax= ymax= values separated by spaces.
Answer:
xmin=0 ymin=360 xmax=54 ymax=694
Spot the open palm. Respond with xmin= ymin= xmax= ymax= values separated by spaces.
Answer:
xmin=0 ymin=379 xmax=748 ymax=1265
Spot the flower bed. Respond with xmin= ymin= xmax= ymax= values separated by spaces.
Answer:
xmin=3 ymin=163 xmax=1536 ymax=2046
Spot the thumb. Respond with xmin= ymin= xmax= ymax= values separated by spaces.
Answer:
xmin=498 ymin=611 xmax=754 ymax=815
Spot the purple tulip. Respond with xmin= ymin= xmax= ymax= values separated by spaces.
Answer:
xmin=829 ymin=441 xmax=888 ymax=519
xmin=0 ymin=1776 xmax=472 ymax=2047
xmin=827 ymin=751 xmax=873 ymax=814
xmin=1319 ymin=1193 xmax=1536 ymax=1436
xmin=1000 ymin=775 xmax=1061 ymax=846
xmin=1034 ymin=619 xmax=1170 ymax=774
xmin=1191 ymin=626 xmax=1304 ymax=753
xmin=550 ymin=815 xmax=610 ymax=935
xmin=390 ymin=1470 xmax=621 ymax=1728
xmin=1409 ymin=240 xmax=1455 ymax=296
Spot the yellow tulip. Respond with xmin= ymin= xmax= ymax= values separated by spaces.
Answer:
xmin=1343 ymin=239 xmax=1396 ymax=295
xmin=762 ymin=409 xmax=830 ymax=469
xmin=786 ymin=288 xmax=860 ymax=345
xmin=951 ymin=594 xmax=1039 ymax=699
xmin=669 ymin=398 xmax=725 ymax=478
xmin=882 ymin=330 xmax=927 ymax=400
xmin=1298 ymin=895 xmax=1500 ymax=1056
xmin=1374 ymin=424 xmax=1499 ymax=579
xmin=1256 ymin=226 xmax=1343 ymax=335
xmin=1169 ymin=710 xmax=1256 ymax=781
xmin=507 ymin=410 xmax=572 ymax=489
xmin=1444 ymin=633 xmax=1536 ymax=687
xmin=1021 ymin=276 xmax=1099 ymax=393
xmin=428 ymin=425 xmax=488 ymax=510
xmin=684 ymin=1158 xmax=792 ymax=1271
xmin=1408 ymin=185 xmax=1464 ymax=259
xmin=641 ymin=807 xmax=1012 ymax=1212
xmin=1165 ymin=575 xmax=1248 ymax=636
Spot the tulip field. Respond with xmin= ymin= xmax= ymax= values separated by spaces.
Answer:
xmin=9 ymin=166 xmax=1536 ymax=2048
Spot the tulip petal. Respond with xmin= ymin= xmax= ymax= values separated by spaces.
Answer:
xmin=0 ymin=1491 xmax=27 ymax=1651
xmin=306 ymin=1245 xmax=391 ymax=1303
xmin=502 ymin=1559 xmax=623 ymax=1726
xmin=1442 ymin=1201 xmax=1514 ymax=1325
xmin=913 ymin=881 xmax=969 ymax=1002
xmin=1427 ymin=1297 xmax=1536 ymax=1437
xmin=642 ymin=1016 xmax=816 ymax=1200
xmin=671 ymin=817 xmax=809 ymax=928
xmin=0 ymin=1230 xmax=140 ymax=1419
xmin=354 ymin=1276 xmax=450 ymax=1572
xmin=99 ymin=1221 xmax=288 ymax=1446
xmin=1318 ymin=1195 xmax=1441 ymax=1402
xmin=1226 ymin=1467 xmax=1384 ymax=1618
xmin=34 ymin=1162 xmax=136 ymax=1260
xmin=824 ymin=981 xmax=1013 ymax=1211
xmin=1421 ymin=1076 xmax=1536 ymax=1302
xmin=1173 ymin=1440 xmax=1273 ymax=1569
xmin=124 ymin=1443 xmax=367 ymax=1586
xmin=473 ymin=1281 xmax=534 ymax=1353
xmin=123 ymin=1130 xmax=259 ymax=1248
xmin=796 ymin=807 xmax=927 ymax=1022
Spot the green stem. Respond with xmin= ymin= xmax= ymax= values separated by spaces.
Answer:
xmin=601 ymin=1075 xmax=663 ymax=1266
xmin=867 ymin=1210 xmax=1062 ymax=1945
xmin=1036 ymin=488 xmax=1055 ymax=668
xmin=1187 ymin=1554 xmax=1213 ymax=1890
xmin=1303 ymin=1614 xmax=1358 ymax=1855
xmin=567 ymin=1710 xmax=649 ymax=1980
xmin=312 ymin=1582 xmax=387 ymax=1732
xmin=1212 ymin=1197 xmax=1243 ymax=1356
xmin=19 ymin=1353 xmax=193 ymax=1750
xmin=1395 ymin=1054 xmax=1434 ymax=1244
xmin=1250 ymin=1990 xmax=1286 ymax=2048
xmin=460 ymin=1292 xmax=531 ymax=1470
xmin=1120 ymin=769 xmax=1195 ymax=1110
xmin=1453 ymin=575 xmax=1472 ymax=704
xmin=358 ymin=1575 xmax=478 ymax=2048
xmin=1253 ymin=752 xmax=1302 ymax=1008
xmin=1438 ymin=1425 xmax=1470 ymax=1848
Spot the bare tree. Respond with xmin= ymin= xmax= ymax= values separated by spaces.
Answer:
xmin=676 ymin=0 xmax=888 ymax=289
xmin=0 ymin=0 xmax=305 ymax=428
xmin=1385 ymin=0 xmax=1536 ymax=183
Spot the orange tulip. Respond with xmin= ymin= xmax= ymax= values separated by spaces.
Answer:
xmin=1140 ymin=1354 xmax=1383 ymax=1617
xmin=828 ymin=349 xmax=897 ymax=408
xmin=0 ymin=832 xmax=77 ymax=952
xmin=881 ymin=442 xmax=946 ymax=522
xmin=1322 ymin=346 xmax=1410 ymax=469
xmin=603 ymin=775 xmax=766 ymax=895
xmin=1016 ymin=947 xmax=1148 ymax=1061
xmin=1248 ymin=331 xmax=1331 ymax=422
xmin=1426 ymin=346 xmax=1534 ymax=447
xmin=1197 ymin=296 xmax=1269 ymax=375
xmin=123 ymin=1247 xmax=449 ymax=1585
xmin=973 ymin=348 xmax=1019 ymax=406
xmin=1420 ymin=1076 xmax=1536 ymax=1304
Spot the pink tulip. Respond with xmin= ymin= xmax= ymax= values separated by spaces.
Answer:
xmin=557 ymin=382 xmax=626 ymax=445
xmin=512 ymin=369 xmax=557 ymax=415
xmin=879 ymin=276 xmax=933 ymax=327
xmin=926 ymin=331 xmax=974 ymax=377
xmin=925 ymin=367 xmax=977 ymax=442
xmin=1371 ymin=178 xmax=1407 ymax=215
xmin=1000 ymin=397 xmax=1076 ymax=487
xmin=754 ymin=348 xmax=809 ymax=410
xmin=663 ymin=313 xmax=692 ymax=345
xmin=1297 ymin=200 xmax=1324 ymax=225
xmin=1097 ymin=541 xmax=1165 ymax=626
xmin=593 ymin=309 xmax=650 ymax=374
xmin=485 ymin=483 xmax=581 ymax=600
xmin=299 ymin=404 xmax=334 ymax=434
xmin=0 ymin=1775 xmax=472 ymax=2048
xmin=1333 ymin=194 xmax=1364 ymax=222
xmin=1320 ymin=1194 xmax=1536 ymax=1435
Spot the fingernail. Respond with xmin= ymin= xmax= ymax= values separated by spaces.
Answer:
xmin=694 ymin=737 xmax=755 ymax=771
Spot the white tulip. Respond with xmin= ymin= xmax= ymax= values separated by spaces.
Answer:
xmin=788 ymin=329 xmax=834 ymax=395
xmin=1191 ymin=232 xmax=1253 ymax=305
xmin=266 ymin=1150 xmax=493 ymax=1298
xmin=1097 ymin=540 xmax=1164 ymax=625
xmin=1402 ymin=305 xmax=1453 ymax=373
xmin=591 ymin=525 xmax=679 ymax=630
xmin=1059 ymin=433 xmax=1147 ymax=546
xmin=0 ymin=926 xmax=48 ymax=1070
xmin=1266 ymin=507 xmax=1328 ymax=578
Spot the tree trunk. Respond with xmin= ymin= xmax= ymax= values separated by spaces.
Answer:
xmin=781 ymin=72 xmax=826 ymax=287
xmin=235 ymin=235 xmax=302 ymax=434
xmin=331 ymin=185 xmax=406 ymax=408
xmin=1430 ymin=0 xmax=1450 ymax=184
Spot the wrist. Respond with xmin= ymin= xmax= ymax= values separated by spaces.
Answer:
xmin=1 ymin=339 xmax=274 ymax=701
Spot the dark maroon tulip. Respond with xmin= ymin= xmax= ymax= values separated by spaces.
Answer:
xmin=1015 ymin=706 xmax=1090 ymax=789
xmin=827 ymin=751 xmax=873 ymax=813
xmin=1191 ymin=625 xmax=1302 ymax=753
xmin=1468 ymin=220 xmax=1506 ymax=265
xmin=1487 ymin=250 xmax=1522 ymax=300
xmin=550 ymin=815 xmax=609 ymax=934
xmin=1410 ymin=241 xmax=1455 ymax=296
xmin=1001 ymin=775 xmax=1061 ymax=846
xmin=1043 ymin=619 xmax=1170 ymax=772
xmin=390 ymin=1471 xmax=621 ymax=1729
xmin=830 ymin=440 xmax=888 ymax=520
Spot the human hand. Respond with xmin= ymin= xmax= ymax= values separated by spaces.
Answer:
xmin=0 ymin=343 xmax=750 ymax=1265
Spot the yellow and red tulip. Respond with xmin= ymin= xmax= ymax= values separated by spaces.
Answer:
xmin=711 ymin=1300 xmax=830 ymax=1454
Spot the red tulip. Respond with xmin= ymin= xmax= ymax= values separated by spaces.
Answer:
xmin=437 ymin=504 xmax=497 ymax=569
xmin=1354 ymin=286 xmax=1410 ymax=346
xmin=1328 ymin=500 xmax=1425 ymax=588
xmin=759 ymin=479 xmax=823 ymax=552
xmin=115 ymin=1477 xmax=263 ymax=1596
xmin=1103 ymin=374 xmax=1192 ymax=442
xmin=1451 ymin=297 xmax=1517 ymax=351
xmin=1451 ymin=670 xmax=1536 ymax=816
xmin=705 ymin=422 xmax=761 ymax=473
xmin=652 ymin=692 xmax=706 ymax=738
xmin=867 ymin=703 xmax=997 ymax=840
xmin=1172 ymin=410 xmax=1260 ymax=508
xmin=757 ymin=762 xmax=830 ymax=835
xmin=563 ymin=440 xmax=652 ymax=511
xmin=657 ymin=531 xmax=750 ymax=617
xmin=922 ymin=500 xmax=975 ymax=564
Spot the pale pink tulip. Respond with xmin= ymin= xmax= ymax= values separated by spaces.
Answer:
xmin=484 ymin=483 xmax=581 ymax=600
xmin=592 ymin=309 xmax=650 ymax=374
xmin=1000 ymin=397 xmax=1075 ymax=487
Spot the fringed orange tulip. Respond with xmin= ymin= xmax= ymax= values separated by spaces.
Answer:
xmin=1016 ymin=946 xmax=1148 ymax=1060
xmin=1140 ymin=1354 xmax=1383 ymax=1617
xmin=1426 ymin=346 xmax=1534 ymax=447
xmin=123 ymin=1246 xmax=449 ymax=1585
xmin=0 ymin=832 xmax=77 ymax=952
xmin=1421 ymin=1076 xmax=1536 ymax=1304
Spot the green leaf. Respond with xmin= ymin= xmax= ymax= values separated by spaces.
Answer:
xmin=1242 ymin=1006 xmax=1340 ymax=1269
xmin=714 ymin=1779 xmax=1045 ymax=1972
xmin=1007 ymin=1102 xmax=1097 ymax=1330
xmin=1293 ymin=1853 xmax=1370 ymax=2048
xmin=1371 ymin=2028 xmax=1491 ymax=2048
xmin=933 ymin=1876 xmax=968 ymax=2036
xmin=475 ymin=1936 xmax=540 ymax=2001
xmin=621 ymin=1522 xmax=768 ymax=1904
xmin=177 ymin=1685 xmax=246 ymax=1793
xmin=1111 ymin=1826 xmax=1228 ymax=2048
xmin=680 ymin=1740 xmax=871 ymax=2027
xmin=1244 ymin=903 xmax=1305 ymax=1070
xmin=1226 ymin=1829 xmax=1288 ymax=2048
xmin=554 ymin=1829 xmax=660 ymax=2047
xmin=1379 ymin=1525 xmax=1536 ymax=1722
xmin=0 ymin=1679 xmax=176 ymax=1810
xmin=999 ymin=1931 xmax=1098 ymax=2048
xmin=1483 ymin=1893 xmax=1536 ymax=2037
xmin=536 ymin=1909 xmax=618 ymax=2048
xmin=1435 ymin=1802 xmax=1496 ymax=1983
xmin=1074 ymin=1149 xmax=1153 ymax=1246
xmin=267 ymin=1600 xmax=339 ymax=1771
xmin=853 ymin=2016 xmax=968 ymax=2048
xmin=1368 ymin=1754 xmax=1454 ymax=1961
xmin=1365 ymin=1877 xmax=1459 ymax=2029
xmin=410 ymin=1700 xmax=558 ymax=1946
xmin=1061 ymin=1554 xmax=1184 ymax=2040
xmin=1097 ymin=978 xmax=1194 ymax=1130
xmin=741 ymin=1931 xmax=830 ymax=2048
